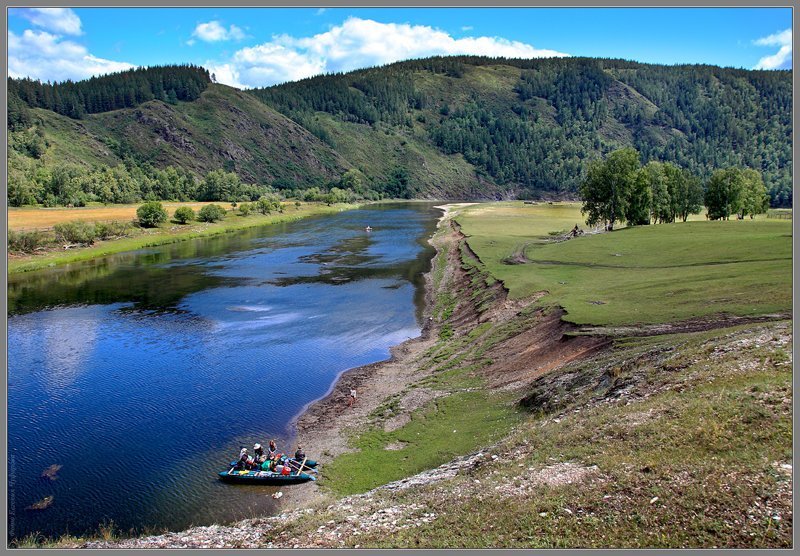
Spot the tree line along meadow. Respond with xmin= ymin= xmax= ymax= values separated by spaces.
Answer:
xmin=8 ymin=194 xmax=296 ymax=254
xmin=580 ymin=148 xmax=771 ymax=231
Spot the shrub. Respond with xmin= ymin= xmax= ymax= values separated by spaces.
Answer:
xmin=136 ymin=201 xmax=168 ymax=228
xmin=94 ymin=220 xmax=133 ymax=240
xmin=173 ymin=206 xmax=196 ymax=224
xmin=255 ymin=195 xmax=281 ymax=215
xmin=8 ymin=229 xmax=52 ymax=252
xmin=238 ymin=202 xmax=252 ymax=216
xmin=54 ymin=221 xmax=97 ymax=245
xmin=197 ymin=203 xmax=226 ymax=222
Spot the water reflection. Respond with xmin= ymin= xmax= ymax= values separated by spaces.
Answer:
xmin=7 ymin=203 xmax=440 ymax=540
xmin=40 ymin=308 xmax=100 ymax=393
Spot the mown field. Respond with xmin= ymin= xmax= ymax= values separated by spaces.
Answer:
xmin=8 ymin=201 xmax=231 ymax=230
xmin=455 ymin=202 xmax=792 ymax=325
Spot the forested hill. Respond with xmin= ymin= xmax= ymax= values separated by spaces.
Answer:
xmin=251 ymin=56 xmax=792 ymax=205
xmin=8 ymin=58 xmax=793 ymax=206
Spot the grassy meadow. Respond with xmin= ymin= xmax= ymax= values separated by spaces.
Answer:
xmin=300 ymin=203 xmax=793 ymax=547
xmin=455 ymin=202 xmax=792 ymax=325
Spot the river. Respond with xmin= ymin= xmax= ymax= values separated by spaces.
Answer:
xmin=7 ymin=202 xmax=440 ymax=540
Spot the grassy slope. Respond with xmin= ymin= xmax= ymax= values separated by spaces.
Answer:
xmin=298 ymin=203 xmax=792 ymax=547
xmin=312 ymin=113 xmax=490 ymax=199
xmin=36 ymin=84 xmax=349 ymax=186
xmin=456 ymin=202 xmax=792 ymax=325
xmin=317 ymin=322 xmax=792 ymax=548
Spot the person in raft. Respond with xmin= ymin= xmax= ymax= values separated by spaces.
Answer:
xmin=237 ymin=448 xmax=255 ymax=470
xmin=268 ymin=439 xmax=280 ymax=460
xmin=295 ymin=445 xmax=306 ymax=461
xmin=254 ymin=443 xmax=266 ymax=463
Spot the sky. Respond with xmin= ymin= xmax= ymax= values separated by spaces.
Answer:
xmin=7 ymin=7 xmax=793 ymax=88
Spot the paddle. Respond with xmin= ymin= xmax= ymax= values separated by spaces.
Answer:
xmin=295 ymin=456 xmax=308 ymax=476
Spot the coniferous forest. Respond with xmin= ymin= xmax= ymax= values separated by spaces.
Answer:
xmin=7 ymin=57 xmax=793 ymax=208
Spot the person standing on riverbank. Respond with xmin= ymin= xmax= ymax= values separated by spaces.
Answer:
xmin=348 ymin=388 xmax=357 ymax=407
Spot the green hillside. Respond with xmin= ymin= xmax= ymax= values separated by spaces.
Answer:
xmin=253 ymin=56 xmax=791 ymax=204
xmin=8 ymin=57 xmax=792 ymax=206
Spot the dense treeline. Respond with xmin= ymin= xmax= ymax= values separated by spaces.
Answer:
xmin=6 ymin=155 xmax=384 ymax=208
xmin=8 ymin=65 xmax=210 ymax=120
xmin=608 ymin=63 xmax=792 ymax=208
xmin=251 ymin=56 xmax=791 ymax=206
xmin=580 ymin=148 xmax=768 ymax=230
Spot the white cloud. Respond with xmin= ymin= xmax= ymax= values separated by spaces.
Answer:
xmin=8 ymin=29 xmax=134 ymax=82
xmin=753 ymin=28 xmax=792 ymax=70
xmin=315 ymin=8 xmax=326 ymax=16
xmin=20 ymin=7 xmax=82 ymax=36
xmin=211 ymin=17 xmax=569 ymax=88
xmin=461 ymin=26 xmax=474 ymax=32
xmin=192 ymin=20 xmax=245 ymax=43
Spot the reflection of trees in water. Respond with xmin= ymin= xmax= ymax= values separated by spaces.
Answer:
xmin=8 ymin=263 xmax=239 ymax=316
xmin=8 ymin=204 xmax=440 ymax=318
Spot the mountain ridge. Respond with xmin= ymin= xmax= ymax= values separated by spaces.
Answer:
xmin=7 ymin=56 xmax=792 ymax=206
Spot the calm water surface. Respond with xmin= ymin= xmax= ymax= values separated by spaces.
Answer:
xmin=8 ymin=203 xmax=439 ymax=539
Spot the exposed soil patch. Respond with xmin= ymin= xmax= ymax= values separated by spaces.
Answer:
xmin=578 ymin=312 xmax=791 ymax=337
xmin=481 ymin=308 xmax=611 ymax=390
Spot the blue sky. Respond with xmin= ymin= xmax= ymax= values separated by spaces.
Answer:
xmin=7 ymin=7 xmax=792 ymax=87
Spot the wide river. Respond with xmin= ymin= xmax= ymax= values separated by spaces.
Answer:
xmin=7 ymin=203 xmax=440 ymax=540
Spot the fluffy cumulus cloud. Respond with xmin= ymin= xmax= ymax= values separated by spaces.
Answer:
xmin=19 ymin=7 xmax=82 ymax=36
xmin=210 ymin=17 xmax=569 ymax=88
xmin=8 ymin=29 xmax=134 ymax=82
xmin=192 ymin=20 xmax=245 ymax=43
xmin=753 ymin=28 xmax=792 ymax=70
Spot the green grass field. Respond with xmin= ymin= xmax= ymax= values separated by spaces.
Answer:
xmin=456 ymin=202 xmax=792 ymax=326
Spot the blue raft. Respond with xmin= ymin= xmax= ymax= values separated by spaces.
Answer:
xmin=228 ymin=456 xmax=318 ymax=470
xmin=218 ymin=468 xmax=316 ymax=485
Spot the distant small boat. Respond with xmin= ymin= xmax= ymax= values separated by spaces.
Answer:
xmin=365 ymin=226 xmax=373 ymax=231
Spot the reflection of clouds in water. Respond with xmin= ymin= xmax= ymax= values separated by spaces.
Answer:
xmin=40 ymin=308 xmax=100 ymax=393
xmin=214 ymin=312 xmax=302 ymax=330
xmin=317 ymin=326 xmax=420 ymax=353
xmin=227 ymin=305 xmax=272 ymax=312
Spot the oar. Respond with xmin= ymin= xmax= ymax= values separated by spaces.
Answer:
xmin=295 ymin=457 xmax=308 ymax=476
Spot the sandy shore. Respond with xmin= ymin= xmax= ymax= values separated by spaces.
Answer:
xmin=277 ymin=205 xmax=457 ymax=511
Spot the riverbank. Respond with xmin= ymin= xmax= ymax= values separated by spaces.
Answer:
xmin=7 ymin=202 xmax=361 ymax=274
